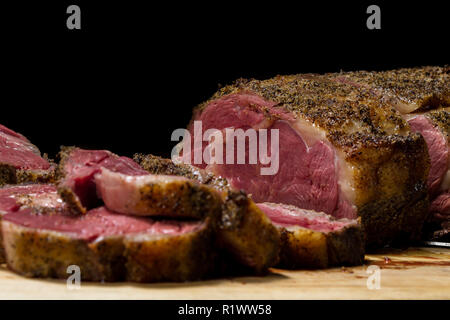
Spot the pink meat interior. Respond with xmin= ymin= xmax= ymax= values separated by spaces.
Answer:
xmin=0 ymin=184 xmax=58 ymax=213
xmin=60 ymin=148 xmax=149 ymax=208
xmin=257 ymin=202 xmax=355 ymax=233
xmin=408 ymin=115 xmax=448 ymax=195
xmin=190 ymin=92 xmax=356 ymax=219
xmin=0 ymin=125 xmax=50 ymax=170
xmin=0 ymin=185 xmax=202 ymax=241
xmin=4 ymin=206 xmax=202 ymax=241
xmin=430 ymin=192 xmax=450 ymax=221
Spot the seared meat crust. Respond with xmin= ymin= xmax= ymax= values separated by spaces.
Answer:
xmin=279 ymin=222 xmax=364 ymax=269
xmin=339 ymin=66 xmax=450 ymax=113
xmin=2 ymin=218 xmax=215 ymax=282
xmin=0 ymin=164 xmax=55 ymax=186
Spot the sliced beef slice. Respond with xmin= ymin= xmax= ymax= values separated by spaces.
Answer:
xmin=95 ymin=168 xmax=222 ymax=219
xmin=134 ymin=154 xmax=280 ymax=272
xmin=0 ymin=184 xmax=59 ymax=263
xmin=189 ymin=74 xmax=430 ymax=247
xmin=0 ymin=124 xmax=54 ymax=185
xmin=0 ymin=184 xmax=215 ymax=282
xmin=57 ymin=147 xmax=148 ymax=213
xmin=256 ymin=203 xmax=364 ymax=268
xmin=58 ymin=147 xmax=222 ymax=220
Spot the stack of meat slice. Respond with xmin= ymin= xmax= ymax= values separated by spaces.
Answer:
xmin=188 ymin=71 xmax=431 ymax=248
xmin=0 ymin=124 xmax=54 ymax=186
xmin=0 ymin=145 xmax=280 ymax=282
xmin=335 ymin=66 xmax=449 ymax=240
xmin=58 ymin=147 xmax=280 ymax=273
xmin=135 ymin=154 xmax=365 ymax=268
xmin=0 ymin=184 xmax=215 ymax=282
xmin=0 ymin=124 xmax=56 ymax=263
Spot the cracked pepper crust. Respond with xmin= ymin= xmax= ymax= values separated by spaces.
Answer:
xmin=278 ymin=221 xmax=365 ymax=269
xmin=2 ymin=218 xmax=216 ymax=282
xmin=0 ymin=164 xmax=56 ymax=187
xmin=194 ymin=72 xmax=431 ymax=247
xmin=132 ymin=179 xmax=223 ymax=219
xmin=426 ymin=108 xmax=450 ymax=139
xmin=134 ymin=154 xmax=280 ymax=272
xmin=340 ymin=66 xmax=450 ymax=112
xmin=133 ymin=154 xmax=230 ymax=191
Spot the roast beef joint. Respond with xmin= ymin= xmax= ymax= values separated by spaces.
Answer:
xmin=0 ymin=65 xmax=448 ymax=282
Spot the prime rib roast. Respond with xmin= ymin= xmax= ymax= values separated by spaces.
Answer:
xmin=188 ymin=70 xmax=437 ymax=247
xmin=0 ymin=66 xmax=448 ymax=282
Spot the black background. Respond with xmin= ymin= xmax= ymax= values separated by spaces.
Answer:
xmin=1 ymin=300 xmax=449 ymax=318
xmin=2 ymin=1 xmax=448 ymax=159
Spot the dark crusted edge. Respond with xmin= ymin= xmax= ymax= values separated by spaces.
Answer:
xmin=133 ymin=154 xmax=230 ymax=191
xmin=218 ymin=190 xmax=280 ymax=274
xmin=2 ymin=218 xmax=216 ymax=282
xmin=55 ymin=146 xmax=77 ymax=181
xmin=347 ymin=131 xmax=431 ymax=248
xmin=278 ymin=221 xmax=365 ymax=269
xmin=359 ymin=181 xmax=430 ymax=249
xmin=132 ymin=177 xmax=224 ymax=220
xmin=58 ymin=186 xmax=87 ymax=215
xmin=0 ymin=163 xmax=56 ymax=187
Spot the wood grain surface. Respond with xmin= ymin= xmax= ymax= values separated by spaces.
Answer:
xmin=0 ymin=247 xmax=449 ymax=300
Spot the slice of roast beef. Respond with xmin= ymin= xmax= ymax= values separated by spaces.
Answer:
xmin=134 ymin=154 xmax=280 ymax=272
xmin=57 ymin=147 xmax=149 ymax=213
xmin=187 ymin=74 xmax=430 ymax=248
xmin=95 ymin=168 xmax=222 ymax=219
xmin=0 ymin=184 xmax=59 ymax=263
xmin=334 ymin=66 xmax=449 ymax=114
xmin=257 ymin=202 xmax=364 ymax=268
xmin=0 ymin=124 xmax=54 ymax=186
xmin=0 ymin=184 xmax=215 ymax=282
xmin=58 ymin=147 xmax=223 ymax=220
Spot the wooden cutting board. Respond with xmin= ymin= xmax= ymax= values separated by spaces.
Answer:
xmin=0 ymin=246 xmax=449 ymax=300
